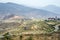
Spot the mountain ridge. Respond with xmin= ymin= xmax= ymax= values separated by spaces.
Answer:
xmin=0 ymin=2 xmax=60 ymax=19
xmin=42 ymin=5 xmax=60 ymax=14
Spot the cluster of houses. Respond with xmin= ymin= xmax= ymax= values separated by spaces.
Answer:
xmin=48 ymin=16 xmax=60 ymax=21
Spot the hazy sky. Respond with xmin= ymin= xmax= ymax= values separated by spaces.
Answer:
xmin=0 ymin=0 xmax=60 ymax=8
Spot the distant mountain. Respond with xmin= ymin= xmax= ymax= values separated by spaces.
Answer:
xmin=0 ymin=2 xmax=60 ymax=19
xmin=42 ymin=5 xmax=60 ymax=14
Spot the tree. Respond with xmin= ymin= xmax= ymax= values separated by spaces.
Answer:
xmin=20 ymin=35 xmax=23 ymax=40
xmin=3 ymin=32 xmax=12 ymax=40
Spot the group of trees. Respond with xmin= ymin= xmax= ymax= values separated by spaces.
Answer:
xmin=0 ymin=32 xmax=33 ymax=40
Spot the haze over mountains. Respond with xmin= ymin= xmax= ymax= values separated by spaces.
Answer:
xmin=42 ymin=5 xmax=60 ymax=14
xmin=0 ymin=2 xmax=60 ymax=19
